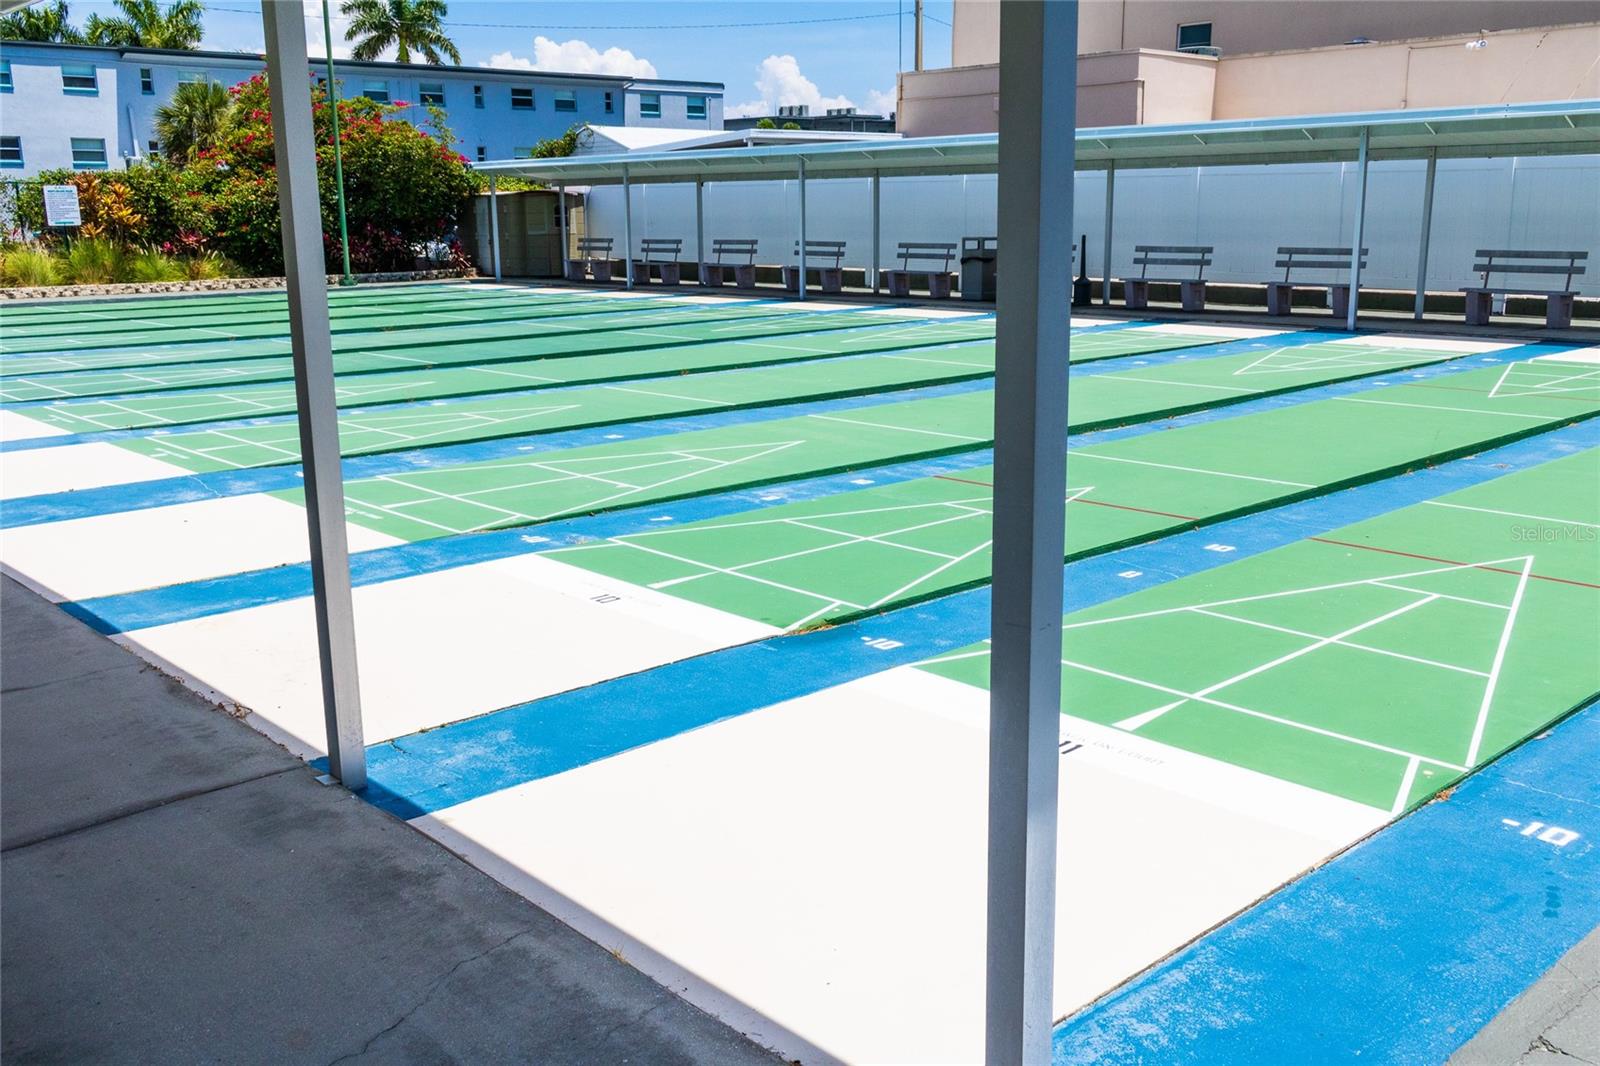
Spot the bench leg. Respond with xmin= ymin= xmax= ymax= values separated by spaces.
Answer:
xmin=928 ymin=273 xmax=953 ymax=299
xmin=734 ymin=264 xmax=757 ymax=289
xmin=1464 ymin=291 xmax=1492 ymax=326
xmin=1180 ymin=281 xmax=1207 ymax=313
xmin=660 ymin=263 xmax=682 ymax=286
xmin=1265 ymin=282 xmax=1293 ymax=316
xmin=1123 ymin=279 xmax=1148 ymax=311
xmin=782 ymin=265 xmax=800 ymax=293
xmin=819 ymin=268 xmax=843 ymax=295
xmin=566 ymin=260 xmax=587 ymax=283
xmin=886 ymin=271 xmax=911 ymax=298
xmin=592 ymin=260 xmax=614 ymax=283
xmin=1546 ymin=294 xmax=1574 ymax=330
xmin=698 ymin=263 xmax=722 ymax=287
xmin=1328 ymin=284 xmax=1351 ymax=320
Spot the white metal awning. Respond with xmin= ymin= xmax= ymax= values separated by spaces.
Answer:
xmin=475 ymin=99 xmax=1600 ymax=185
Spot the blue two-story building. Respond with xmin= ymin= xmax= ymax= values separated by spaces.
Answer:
xmin=0 ymin=40 xmax=724 ymax=177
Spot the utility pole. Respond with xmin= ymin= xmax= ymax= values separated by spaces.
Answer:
xmin=322 ymin=0 xmax=354 ymax=286
xmin=914 ymin=0 xmax=924 ymax=71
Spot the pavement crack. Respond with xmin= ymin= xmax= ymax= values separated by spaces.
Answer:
xmin=325 ymin=923 xmax=540 ymax=1065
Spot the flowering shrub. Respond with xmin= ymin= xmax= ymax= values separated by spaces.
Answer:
xmin=15 ymin=72 xmax=473 ymax=275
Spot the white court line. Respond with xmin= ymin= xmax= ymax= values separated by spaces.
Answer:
xmin=808 ymin=412 xmax=987 ymax=442
xmin=1070 ymin=451 xmax=1314 ymax=488
xmin=1335 ymin=396 xmax=1556 ymax=420
xmin=1464 ymin=555 xmax=1534 ymax=766
xmin=1392 ymin=756 xmax=1422 ymax=816
xmin=1425 ymin=500 xmax=1599 ymax=529
xmin=1188 ymin=607 xmax=1490 ymax=677
xmin=1095 ymin=375 xmax=1257 ymax=394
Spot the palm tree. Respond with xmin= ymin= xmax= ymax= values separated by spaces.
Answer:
xmin=154 ymin=79 xmax=231 ymax=159
xmin=0 ymin=1 xmax=87 ymax=43
xmin=340 ymin=0 xmax=460 ymax=64
xmin=85 ymin=0 xmax=204 ymax=49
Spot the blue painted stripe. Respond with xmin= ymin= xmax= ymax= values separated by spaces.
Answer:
xmin=58 ymin=342 xmax=1579 ymax=630
xmin=6 ymin=338 xmax=1565 ymax=530
xmin=1053 ymin=695 xmax=1600 ymax=1065
xmin=332 ymin=420 xmax=1599 ymax=819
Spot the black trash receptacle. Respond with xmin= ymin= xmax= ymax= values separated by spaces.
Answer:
xmin=960 ymin=236 xmax=997 ymax=302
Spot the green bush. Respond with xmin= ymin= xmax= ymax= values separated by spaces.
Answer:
xmin=62 ymin=237 xmax=128 ymax=283
xmin=183 ymin=251 xmax=237 ymax=280
xmin=129 ymin=246 xmax=185 ymax=281
xmin=0 ymin=244 xmax=60 ymax=287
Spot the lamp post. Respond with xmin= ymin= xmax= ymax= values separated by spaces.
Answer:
xmin=321 ymin=0 xmax=354 ymax=286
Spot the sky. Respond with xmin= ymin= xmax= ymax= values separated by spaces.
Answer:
xmin=65 ymin=0 xmax=956 ymax=118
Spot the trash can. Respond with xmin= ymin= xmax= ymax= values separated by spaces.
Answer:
xmin=960 ymin=236 xmax=997 ymax=302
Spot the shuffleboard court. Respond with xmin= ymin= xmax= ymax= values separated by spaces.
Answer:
xmin=920 ymin=446 xmax=1600 ymax=813
xmin=5 ymin=318 xmax=1001 ymax=433
xmin=0 ymin=305 xmax=942 ymax=401
xmin=0 ymin=280 xmax=513 ymax=325
xmin=0 ymin=287 xmax=647 ymax=348
xmin=551 ymin=355 xmax=1598 ymax=630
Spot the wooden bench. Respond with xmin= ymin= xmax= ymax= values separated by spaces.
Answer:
xmin=566 ymin=236 xmax=615 ymax=283
xmin=699 ymin=238 xmax=759 ymax=289
xmin=633 ymin=237 xmax=684 ymax=286
xmin=1461 ymin=249 xmax=1587 ymax=329
xmin=1123 ymin=245 xmax=1213 ymax=312
xmin=783 ymin=240 xmax=847 ymax=295
xmin=886 ymin=242 xmax=957 ymax=299
xmin=1264 ymin=246 xmax=1367 ymax=317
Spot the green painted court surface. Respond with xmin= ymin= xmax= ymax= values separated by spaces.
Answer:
xmin=919 ymin=447 xmax=1600 ymax=814
xmin=550 ymin=360 xmax=1600 ymax=629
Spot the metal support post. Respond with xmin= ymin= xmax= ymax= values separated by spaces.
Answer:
xmin=797 ymin=156 xmax=808 ymax=302
xmin=623 ymin=166 xmax=635 ymax=290
xmin=695 ymin=178 xmax=705 ymax=285
xmin=487 ymin=174 xmax=501 ymax=281
xmin=1100 ymin=163 xmax=1115 ymax=306
xmin=987 ymin=2 xmax=1077 ymax=1063
xmin=1346 ymin=126 xmax=1371 ymax=332
xmin=871 ymin=170 xmax=882 ymax=292
xmin=557 ymin=181 xmax=569 ymax=271
xmin=261 ymin=0 xmax=366 ymax=789
xmin=1413 ymin=149 xmax=1438 ymax=321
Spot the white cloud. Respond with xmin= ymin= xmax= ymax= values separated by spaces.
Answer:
xmin=728 ymin=54 xmax=855 ymax=118
xmin=302 ymin=0 xmax=356 ymax=61
xmin=866 ymin=87 xmax=897 ymax=116
xmin=488 ymin=37 xmax=657 ymax=78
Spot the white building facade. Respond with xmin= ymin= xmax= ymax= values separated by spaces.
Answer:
xmin=0 ymin=40 xmax=723 ymax=177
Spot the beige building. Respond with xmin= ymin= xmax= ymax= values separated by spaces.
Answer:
xmin=899 ymin=0 xmax=1600 ymax=134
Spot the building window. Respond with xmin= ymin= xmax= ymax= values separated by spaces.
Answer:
xmin=554 ymin=89 xmax=576 ymax=112
xmin=639 ymin=92 xmax=661 ymax=119
xmin=178 ymin=70 xmax=206 ymax=84
xmin=361 ymin=79 xmax=389 ymax=103
xmin=513 ymin=146 xmax=535 ymax=158
xmin=686 ymin=95 xmax=707 ymax=120
xmin=0 ymin=60 xmax=11 ymax=93
xmin=603 ymin=90 xmax=614 ymax=113
xmin=473 ymin=84 xmax=484 ymax=108
xmin=139 ymin=67 xmax=154 ymax=94
xmin=148 ymin=139 xmax=160 ymax=155
xmin=420 ymin=82 xmax=444 ymax=106
xmin=1176 ymin=22 xmax=1213 ymax=51
xmin=70 ymin=137 xmax=108 ymax=169
xmin=61 ymin=63 xmax=98 ymax=94
xmin=0 ymin=136 xmax=22 ymax=169
xmin=510 ymin=87 xmax=534 ymax=110
xmin=476 ymin=145 xmax=486 ymax=161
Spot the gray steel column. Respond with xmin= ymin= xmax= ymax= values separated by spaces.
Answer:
xmin=623 ymin=166 xmax=635 ymax=290
xmin=695 ymin=178 xmax=705 ymax=284
xmin=1346 ymin=126 xmax=1371 ymax=332
xmin=261 ymin=0 xmax=365 ymax=789
xmin=1100 ymin=163 xmax=1115 ymax=306
xmin=557 ymin=182 xmax=569 ymax=273
xmin=1413 ymin=149 xmax=1437 ymax=321
xmin=988 ymin=2 xmax=1076 ymax=1063
xmin=487 ymin=174 xmax=501 ymax=281
xmin=797 ymin=156 xmax=808 ymax=302
xmin=870 ymin=170 xmax=881 ymax=292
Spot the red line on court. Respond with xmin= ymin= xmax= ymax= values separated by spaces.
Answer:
xmin=934 ymin=474 xmax=993 ymax=487
xmin=1071 ymin=498 xmax=1199 ymax=521
xmin=1308 ymin=537 xmax=1600 ymax=591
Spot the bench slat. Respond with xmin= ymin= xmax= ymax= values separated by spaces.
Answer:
xmin=1474 ymin=249 xmax=1588 ymax=259
xmin=1275 ymin=259 xmax=1365 ymax=270
xmin=1133 ymin=244 xmax=1213 ymax=253
xmin=1276 ymin=246 xmax=1365 ymax=256
xmin=1472 ymin=263 xmax=1587 ymax=276
xmin=1136 ymin=256 xmax=1213 ymax=267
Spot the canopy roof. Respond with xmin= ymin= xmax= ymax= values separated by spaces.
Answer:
xmin=475 ymin=100 xmax=1600 ymax=185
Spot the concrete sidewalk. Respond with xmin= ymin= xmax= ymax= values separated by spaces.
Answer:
xmin=0 ymin=576 xmax=780 ymax=1065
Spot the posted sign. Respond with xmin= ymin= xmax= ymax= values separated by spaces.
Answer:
xmin=42 ymin=185 xmax=82 ymax=228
